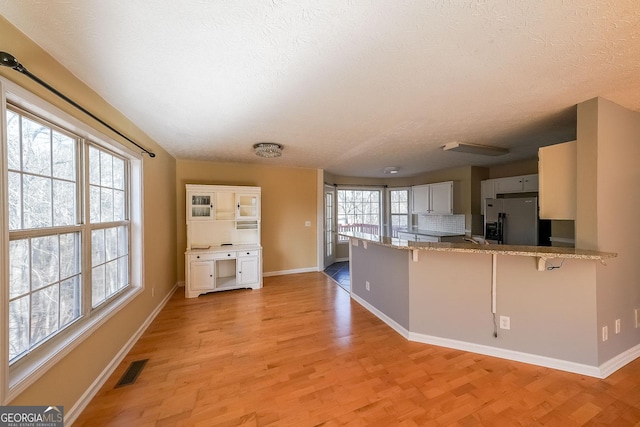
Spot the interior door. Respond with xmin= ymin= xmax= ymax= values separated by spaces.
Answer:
xmin=323 ymin=185 xmax=336 ymax=268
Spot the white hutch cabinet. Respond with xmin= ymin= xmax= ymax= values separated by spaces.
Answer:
xmin=184 ymin=184 xmax=262 ymax=298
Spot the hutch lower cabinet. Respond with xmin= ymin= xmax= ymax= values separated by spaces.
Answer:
xmin=184 ymin=184 xmax=262 ymax=298
xmin=185 ymin=246 xmax=262 ymax=298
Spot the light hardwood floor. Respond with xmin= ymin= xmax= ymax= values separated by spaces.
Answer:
xmin=74 ymin=272 xmax=640 ymax=426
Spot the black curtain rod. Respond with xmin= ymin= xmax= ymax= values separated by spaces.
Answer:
xmin=327 ymin=183 xmax=388 ymax=188
xmin=0 ymin=51 xmax=155 ymax=158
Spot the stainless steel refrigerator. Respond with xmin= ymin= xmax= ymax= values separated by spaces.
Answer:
xmin=484 ymin=197 xmax=550 ymax=246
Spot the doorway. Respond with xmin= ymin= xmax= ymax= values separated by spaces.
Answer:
xmin=323 ymin=185 xmax=336 ymax=268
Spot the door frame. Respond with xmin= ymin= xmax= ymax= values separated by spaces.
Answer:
xmin=323 ymin=184 xmax=336 ymax=268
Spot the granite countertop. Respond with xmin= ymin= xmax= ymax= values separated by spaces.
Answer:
xmin=340 ymin=231 xmax=617 ymax=261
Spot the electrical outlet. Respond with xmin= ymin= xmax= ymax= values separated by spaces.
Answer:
xmin=365 ymin=281 xmax=370 ymax=291
xmin=499 ymin=315 xmax=510 ymax=330
xmin=615 ymin=319 xmax=621 ymax=334
xmin=152 ymin=287 xmax=155 ymax=297
xmin=602 ymin=326 xmax=608 ymax=342
xmin=636 ymin=309 xmax=640 ymax=328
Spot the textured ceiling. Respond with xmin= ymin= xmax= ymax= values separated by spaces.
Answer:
xmin=1 ymin=1 xmax=639 ymax=177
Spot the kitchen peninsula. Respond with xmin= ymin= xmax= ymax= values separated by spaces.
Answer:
xmin=341 ymin=230 xmax=618 ymax=378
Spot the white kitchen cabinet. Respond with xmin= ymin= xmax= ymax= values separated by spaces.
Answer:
xmin=185 ymin=247 xmax=262 ymax=298
xmin=397 ymin=232 xmax=416 ymax=241
xmin=481 ymin=174 xmax=538 ymax=215
xmin=411 ymin=181 xmax=454 ymax=214
xmin=538 ymin=141 xmax=576 ymax=219
xmin=398 ymin=233 xmax=464 ymax=243
xmin=236 ymin=193 xmax=260 ymax=221
xmin=187 ymin=190 xmax=215 ymax=220
xmin=522 ymin=174 xmax=539 ymax=191
xmin=188 ymin=254 xmax=215 ymax=293
xmin=415 ymin=235 xmax=439 ymax=243
xmin=411 ymin=185 xmax=431 ymax=213
xmin=429 ymin=181 xmax=453 ymax=214
xmin=236 ymin=250 xmax=260 ymax=286
xmin=480 ymin=180 xmax=495 ymax=216
xmin=185 ymin=184 xmax=262 ymax=298
xmin=493 ymin=174 xmax=538 ymax=194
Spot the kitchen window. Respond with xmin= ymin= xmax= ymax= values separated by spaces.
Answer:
xmin=337 ymin=188 xmax=381 ymax=242
xmin=388 ymin=188 xmax=409 ymax=237
xmin=1 ymin=78 xmax=143 ymax=402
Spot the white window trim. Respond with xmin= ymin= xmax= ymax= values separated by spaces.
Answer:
xmin=386 ymin=187 xmax=411 ymax=237
xmin=0 ymin=77 xmax=145 ymax=404
xmin=336 ymin=186 xmax=384 ymax=244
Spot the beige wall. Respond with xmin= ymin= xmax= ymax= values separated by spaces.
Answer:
xmin=176 ymin=160 xmax=318 ymax=278
xmin=576 ymin=98 xmax=640 ymax=363
xmin=488 ymin=158 xmax=538 ymax=179
xmin=1 ymin=15 xmax=178 ymax=412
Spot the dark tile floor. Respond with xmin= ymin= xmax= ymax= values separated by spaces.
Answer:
xmin=323 ymin=261 xmax=350 ymax=292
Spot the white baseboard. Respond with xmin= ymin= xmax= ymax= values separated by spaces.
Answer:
xmin=351 ymin=291 xmax=640 ymax=379
xmin=408 ymin=331 xmax=602 ymax=378
xmin=598 ymin=343 xmax=640 ymax=378
xmin=65 ymin=284 xmax=178 ymax=425
xmin=263 ymin=267 xmax=319 ymax=277
xmin=350 ymin=292 xmax=410 ymax=339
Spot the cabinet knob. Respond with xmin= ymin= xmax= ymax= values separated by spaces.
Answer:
xmin=246 ymin=252 xmax=250 ymax=255
xmin=228 ymin=253 xmax=231 ymax=257
xmin=197 ymin=255 xmax=200 ymax=259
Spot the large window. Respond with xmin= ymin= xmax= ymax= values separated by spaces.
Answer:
xmin=337 ymin=189 xmax=381 ymax=242
xmin=7 ymin=108 xmax=84 ymax=363
xmin=2 ymin=79 xmax=142 ymax=402
xmin=88 ymin=146 xmax=129 ymax=308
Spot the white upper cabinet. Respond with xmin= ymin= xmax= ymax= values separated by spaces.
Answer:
xmin=493 ymin=174 xmax=538 ymax=194
xmin=236 ymin=193 xmax=260 ymax=221
xmin=482 ymin=174 xmax=539 ymax=199
xmin=412 ymin=185 xmax=431 ymax=213
xmin=429 ymin=181 xmax=454 ymax=214
xmin=522 ymin=174 xmax=539 ymax=191
xmin=538 ymin=141 xmax=577 ymax=219
xmin=187 ymin=190 xmax=215 ymax=221
xmin=481 ymin=174 xmax=539 ymax=216
xmin=411 ymin=181 xmax=454 ymax=214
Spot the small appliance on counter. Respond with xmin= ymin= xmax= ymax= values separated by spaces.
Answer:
xmin=484 ymin=196 xmax=551 ymax=246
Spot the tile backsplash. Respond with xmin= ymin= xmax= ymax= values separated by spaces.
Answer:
xmin=417 ymin=214 xmax=466 ymax=234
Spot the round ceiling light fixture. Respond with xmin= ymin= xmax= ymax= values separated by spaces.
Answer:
xmin=383 ymin=166 xmax=400 ymax=174
xmin=253 ymin=142 xmax=283 ymax=158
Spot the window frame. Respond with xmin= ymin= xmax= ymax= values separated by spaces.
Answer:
xmin=386 ymin=187 xmax=411 ymax=238
xmin=336 ymin=186 xmax=384 ymax=243
xmin=0 ymin=78 xmax=144 ymax=404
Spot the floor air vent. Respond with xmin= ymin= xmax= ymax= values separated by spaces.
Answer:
xmin=115 ymin=359 xmax=148 ymax=388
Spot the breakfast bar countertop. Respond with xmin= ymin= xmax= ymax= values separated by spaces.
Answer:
xmin=340 ymin=231 xmax=617 ymax=261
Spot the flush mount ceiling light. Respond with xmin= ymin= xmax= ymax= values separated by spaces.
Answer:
xmin=443 ymin=142 xmax=509 ymax=156
xmin=253 ymin=143 xmax=282 ymax=158
xmin=383 ymin=166 xmax=400 ymax=174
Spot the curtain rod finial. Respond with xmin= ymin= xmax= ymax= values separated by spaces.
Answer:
xmin=0 ymin=52 xmax=24 ymax=71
